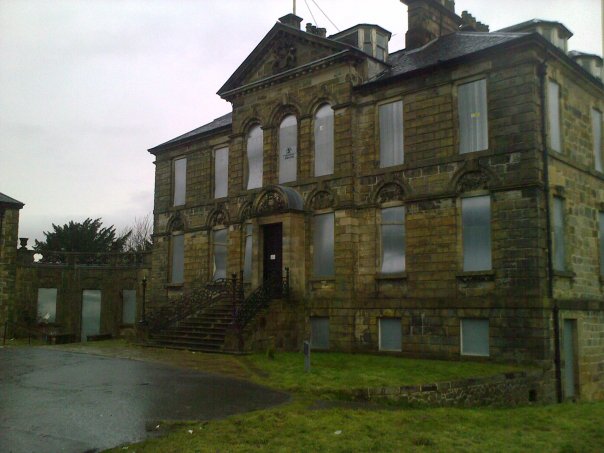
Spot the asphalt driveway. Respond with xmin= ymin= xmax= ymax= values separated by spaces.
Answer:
xmin=0 ymin=347 xmax=288 ymax=453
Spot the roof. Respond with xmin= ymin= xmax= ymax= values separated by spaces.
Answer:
xmin=148 ymin=112 xmax=232 ymax=154
xmin=329 ymin=23 xmax=393 ymax=40
xmin=498 ymin=19 xmax=573 ymax=38
xmin=368 ymin=31 xmax=528 ymax=85
xmin=569 ymin=50 xmax=603 ymax=63
xmin=0 ymin=192 xmax=25 ymax=208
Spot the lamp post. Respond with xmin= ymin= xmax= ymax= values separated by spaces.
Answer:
xmin=139 ymin=274 xmax=147 ymax=325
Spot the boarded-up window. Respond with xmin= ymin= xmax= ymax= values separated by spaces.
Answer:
xmin=379 ymin=318 xmax=402 ymax=351
xmin=462 ymin=196 xmax=491 ymax=271
xmin=461 ymin=318 xmax=489 ymax=356
xmin=37 ymin=288 xmax=57 ymax=323
xmin=213 ymin=228 xmax=228 ymax=280
xmin=171 ymin=234 xmax=185 ymax=284
xmin=548 ymin=80 xmax=561 ymax=152
xmin=593 ymin=109 xmax=603 ymax=172
xmin=243 ymin=224 xmax=253 ymax=282
xmin=279 ymin=115 xmax=297 ymax=183
xmin=81 ymin=290 xmax=101 ymax=341
xmin=458 ymin=79 xmax=488 ymax=153
xmin=379 ymin=100 xmax=404 ymax=167
xmin=313 ymin=213 xmax=334 ymax=277
xmin=310 ymin=317 xmax=329 ymax=349
xmin=553 ymin=197 xmax=565 ymax=271
xmin=314 ymin=104 xmax=334 ymax=177
xmin=381 ymin=206 xmax=405 ymax=273
xmin=214 ymin=147 xmax=228 ymax=198
xmin=600 ymin=212 xmax=604 ymax=277
xmin=173 ymin=158 xmax=186 ymax=206
xmin=122 ymin=289 xmax=136 ymax=325
xmin=246 ymin=125 xmax=263 ymax=189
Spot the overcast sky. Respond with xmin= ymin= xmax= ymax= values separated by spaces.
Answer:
xmin=1 ymin=0 xmax=601 ymax=246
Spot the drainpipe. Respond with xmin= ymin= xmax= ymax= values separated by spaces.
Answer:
xmin=538 ymin=58 xmax=562 ymax=403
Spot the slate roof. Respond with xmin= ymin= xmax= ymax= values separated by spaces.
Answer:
xmin=0 ymin=192 xmax=24 ymax=208
xmin=368 ymin=32 xmax=528 ymax=85
xmin=148 ymin=112 xmax=232 ymax=154
xmin=498 ymin=19 xmax=573 ymax=38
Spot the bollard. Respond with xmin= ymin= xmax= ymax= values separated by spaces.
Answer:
xmin=303 ymin=340 xmax=311 ymax=373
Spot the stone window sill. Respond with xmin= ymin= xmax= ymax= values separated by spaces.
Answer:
xmin=553 ymin=270 xmax=575 ymax=279
xmin=165 ymin=283 xmax=184 ymax=289
xmin=309 ymin=277 xmax=335 ymax=283
xmin=456 ymin=270 xmax=495 ymax=282
xmin=375 ymin=272 xmax=407 ymax=281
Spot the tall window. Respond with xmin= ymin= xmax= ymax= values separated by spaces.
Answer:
xmin=246 ymin=125 xmax=263 ymax=189
xmin=214 ymin=147 xmax=228 ymax=198
xmin=548 ymin=80 xmax=561 ymax=152
xmin=599 ymin=212 xmax=604 ymax=277
xmin=462 ymin=195 xmax=491 ymax=271
xmin=313 ymin=213 xmax=334 ymax=277
xmin=279 ymin=115 xmax=297 ymax=183
xmin=380 ymin=206 xmax=405 ymax=273
xmin=213 ymin=228 xmax=228 ymax=280
xmin=173 ymin=157 xmax=186 ymax=206
xmin=592 ymin=109 xmax=602 ymax=172
xmin=243 ymin=224 xmax=253 ymax=281
xmin=170 ymin=233 xmax=185 ymax=284
xmin=37 ymin=288 xmax=57 ymax=323
xmin=458 ymin=79 xmax=488 ymax=153
xmin=379 ymin=100 xmax=404 ymax=167
xmin=553 ymin=196 xmax=565 ymax=271
xmin=314 ymin=104 xmax=334 ymax=177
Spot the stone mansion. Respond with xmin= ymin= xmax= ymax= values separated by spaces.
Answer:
xmin=147 ymin=0 xmax=604 ymax=401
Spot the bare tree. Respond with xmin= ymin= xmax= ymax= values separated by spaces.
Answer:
xmin=121 ymin=214 xmax=153 ymax=252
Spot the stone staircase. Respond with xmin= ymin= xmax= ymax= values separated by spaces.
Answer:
xmin=147 ymin=299 xmax=234 ymax=352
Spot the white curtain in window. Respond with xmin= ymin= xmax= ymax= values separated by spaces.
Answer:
xmin=213 ymin=228 xmax=228 ymax=280
xmin=246 ymin=125 xmax=263 ymax=189
xmin=462 ymin=196 xmax=491 ymax=271
xmin=214 ymin=147 xmax=228 ymax=198
xmin=173 ymin=158 xmax=187 ymax=206
xmin=379 ymin=101 xmax=404 ymax=167
xmin=381 ymin=206 xmax=405 ymax=273
xmin=313 ymin=213 xmax=334 ymax=276
xmin=458 ymin=79 xmax=488 ymax=153
xmin=314 ymin=104 xmax=334 ymax=176
xmin=279 ymin=115 xmax=297 ymax=183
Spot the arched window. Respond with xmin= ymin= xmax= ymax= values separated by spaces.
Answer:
xmin=246 ymin=125 xmax=263 ymax=190
xmin=314 ymin=104 xmax=334 ymax=176
xmin=279 ymin=115 xmax=297 ymax=183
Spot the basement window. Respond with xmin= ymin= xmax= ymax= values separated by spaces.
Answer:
xmin=122 ymin=289 xmax=136 ymax=325
xmin=458 ymin=79 xmax=488 ymax=153
xmin=214 ymin=147 xmax=229 ymax=199
xmin=379 ymin=318 xmax=402 ymax=352
xmin=37 ymin=288 xmax=57 ymax=323
xmin=460 ymin=318 xmax=489 ymax=356
xmin=310 ymin=317 xmax=329 ymax=349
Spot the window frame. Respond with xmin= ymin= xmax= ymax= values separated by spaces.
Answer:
xmin=457 ymin=78 xmax=489 ymax=154
xmin=379 ymin=317 xmax=402 ymax=352
xmin=278 ymin=114 xmax=298 ymax=184
xmin=242 ymin=223 xmax=253 ymax=282
xmin=213 ymin=146 xmax=229 ymax=199
xmin=37 ymin=288 xmax=58 ymax=324
xmin=312 ymin=211 xmax=335 ymax=278
xmin=547 ymin=79 xmax=562 ymax=153
xmin=460 ymin=318 xmax=490 ymax=357
xmin=121 ymin=289 xmax=137 ymax=325
xmin=245 ymin=124 xmax=264 ymax=190
xmin=377 ymin=98 xmax=404 ymax=168
xmin=170 ymin=232 xmax=185 ymax=284
xmin=212 ymin=227 xmax=228 ymax=281
xmin=172 ymin=157 xmax=187 ymax=207
xmin=461 ymin=194 xmax=492 ymax=272
xmin=599 ymin=211 xmax=604 ymax=278
xmin=310 ymin=316 xmax=330 ymax=350
xmin=378 ymin=203 xmax=406 ymax=275
xmin=313 ymin=103 xmax=335 ymax=177
xmin=592 ymin=108 xmax=603 ymax=172
xmin=553 ymin=196 xmax=566 ymax=272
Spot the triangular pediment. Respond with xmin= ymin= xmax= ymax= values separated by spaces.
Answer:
xmin=218 ymin=23 xmax=362 ymax=97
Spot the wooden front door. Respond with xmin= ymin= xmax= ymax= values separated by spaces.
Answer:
xmin=263 ymin=223 xmax=283 ymax=291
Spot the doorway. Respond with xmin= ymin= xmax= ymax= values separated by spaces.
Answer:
xmin=262 ymin=223 xmax=283 ymax=293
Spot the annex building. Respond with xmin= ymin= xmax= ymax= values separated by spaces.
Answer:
xmin=147 ymin=0 xmax=604 ymax=401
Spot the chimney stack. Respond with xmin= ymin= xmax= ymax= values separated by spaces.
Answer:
xmin=306 ymin=23 xmax=327 ymax=38
xmin=279 ymin=13 xmax=303 ymax=30
xmin=400 ymin=0 xmax=462 ymax=50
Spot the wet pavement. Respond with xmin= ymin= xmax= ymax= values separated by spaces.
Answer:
xmin=0 ymin=347 xmax=289 ymax=453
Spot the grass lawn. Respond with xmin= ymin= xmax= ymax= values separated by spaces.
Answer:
xmin=106 ymin=400 xmax=604 ymax=453
xmin=241 ymin=352 xmax=520 ymax=395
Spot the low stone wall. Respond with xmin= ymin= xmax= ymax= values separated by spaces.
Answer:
xmin=335 ymin=370 xmax=549 ymax=407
